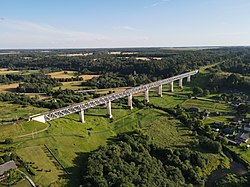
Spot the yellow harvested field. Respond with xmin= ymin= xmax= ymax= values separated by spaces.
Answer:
xmin=153 ymin=57 xmax=162 ymax=60
xmin=80 ymin=74 xmax=99 ymax=80
xmin=0 ymin=68 xmax=19 ymax=74
xmin=0 ymin=83 xmax=19 ymax=92
xmin=48 ymin=71 xmax=99 ymax=80
xmin=58 ymin=53 xmax=93 ymax=57
xmin=136 ymin=57 xmax=150 ymax=61
xmin=48 ymin=71 xmax=75 ymax=78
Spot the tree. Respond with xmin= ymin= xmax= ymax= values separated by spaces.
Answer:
xmin=5 ymin=138 xmax=13 ymax=144
xmin=192 ymin=87 xmax=203 ymax=97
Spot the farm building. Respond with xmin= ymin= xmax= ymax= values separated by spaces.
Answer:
xmin=0 ymin=160 xmax=17 ymax=178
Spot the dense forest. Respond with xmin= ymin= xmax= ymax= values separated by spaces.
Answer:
xmin=83 ymin=131 xmax=207 ymax=187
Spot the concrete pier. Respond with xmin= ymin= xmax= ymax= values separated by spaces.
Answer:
xmin=107 ymin=101 xmax=112 ymax=118
xmin=79 ymin=109 xmax=85 ymax=123
xmin=169 ymin=81 xmax=174 ymax=92
xmin=145 ymin=89 xmax=149 ymax=102
xmin=179 ymin=78 xmax=183 ymax=88
xmin=187 ymin=75 xmax=191 ymax=82
xmin=158 ymin=85 xmax=163 ymax=97
xmin=128 ymin=94 xmax=133 ymax=110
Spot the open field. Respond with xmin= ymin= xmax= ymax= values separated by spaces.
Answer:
xmin=0 ymin=120 xmax=47 ymax=140
xmin=16 ymin=145 xmax=66 ymax=186
xmin=227 ymin=144 xmax=250 ymax=166
xmin=0 ymin=68 xmax=39 ymax=75
xmin=0 ymin=68 xmax=19 ymax=74
xmin=181 ymin=98 xmax=233 ymax=112
xmin=0 ymin=101 xmax=47 ymax=121
xmin=0 ymin=84 xmax=237 ymax=186
xmin=81 ymin=74 xmax=99 ymax=80
xmin=0 ymin=83 xmax=19 ymax=92
xmin=48 ymin=71 xmax=99 ymax=80
xmin=53 ymin=81 xmax=83 ymax=90
xmin=48 ymin=71 xmax=76 ymax=78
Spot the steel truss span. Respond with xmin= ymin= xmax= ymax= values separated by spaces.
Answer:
xmin=30 ymin=70 xmax=198 ymax=123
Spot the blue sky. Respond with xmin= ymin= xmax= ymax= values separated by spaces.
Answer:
xmin=0 ymin=0 xmax=250 ymax=49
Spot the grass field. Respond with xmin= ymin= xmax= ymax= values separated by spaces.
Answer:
xmin=0 ymin=68 xmax=39 ymax=75
xmin=0 ymin=68 xmax=19 ymax=75
xmin=0 ymin=103 xmax=202 ymax=186
xmin=227 ymin=144 xmax=250 ymax=166
xmin=48 ymin=71 xmax=99 ymax=80
xmin=16 ymin=145 xmax=66 ymax=186
xmin=0 ymin=120 xmax=48 ymax=140
xmin=0 ymin=101 xmax=48 ymax=122
xmin=53 ymin=81 xmax=84 ymax=90
xmin=181 ymin=99 xmax=233 ymax=112
xmin=0 ymin=83 xmax=235 ymax=186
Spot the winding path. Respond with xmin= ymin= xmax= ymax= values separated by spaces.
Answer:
xmin=15 ymin=123 xmax=51 ymax=138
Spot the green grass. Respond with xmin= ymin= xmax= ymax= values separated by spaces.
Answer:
xmin=0 ymin=120 xmax=48 ymax=140
xmin=1 ymin=105 xmax=196 ymax=186
xmin=0 ymin=101 xmax=48 ymax=122
xmin=143 ymin=115 xmax=194 ymax=148
xmin=16 ymin=145 xmax=66 ymax=186
xmin=149 ymin=95 xmax=186 ymax=108
xmin=0 ymin=91 xmax=232 ymax=186
xmin=181 ymin=99 xmax=233 ymax=112
xmin=181 ymin=98 xmax=235 ymax=125
xmin=227 ymin=144 xmax=250 ymax=166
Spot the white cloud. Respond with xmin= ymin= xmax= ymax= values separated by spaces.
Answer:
xmin=112 ymin=26 xmax=139 ymax=31
xmin=144 ymin=0 xmax=170 ymax=8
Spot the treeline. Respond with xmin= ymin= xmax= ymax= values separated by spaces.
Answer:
xmin=207 ymin=73 xmax=250 ymax=93
xmin=219 ymin=54 xmax=250 ymax=75
xmin=83 ymin=131 xmax=208 ymax=186
xmin=215 ymin=174 xmax=250 ymax=187
xmin=0 ymin=90 xmax=98 ymax=111
xmin=0 ymin=48 xmax=238 ymax=80
xmin=0 ymin=73 xmax=62 ymax=93
xmin=82 ymin=72 xmax=151 ymax=88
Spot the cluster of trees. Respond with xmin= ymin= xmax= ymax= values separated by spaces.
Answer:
xmin=57 ymin=76 xmax=83 ymax=82
xmin=215 ymin=174 xmax=250 ymax=187
xmin=1 ymin=48 xmax=241 ymax=83
xmin=192 ymin=87 xmax=210 ymax=97
xmin=0 ymin=73 xmax=62 ymax=93
xmin=16 ymin=73 xmax=61 ymax=93
xmin=82 ymin=72 xmax=151 ymax=88
xmin=219 ymin=54 xmax=250 ymax=75
xmin=213 ymin=93 xmax=248 ymax=103
xmin=0 ymin=93 xmax=64 ymax=110
xmin=202 ymin=73 xmax=250 ymax=93
xmin=83 ymin=131 xmax=207 ymax=186
xmin=0 ymin=89 xmax=97 ymax=110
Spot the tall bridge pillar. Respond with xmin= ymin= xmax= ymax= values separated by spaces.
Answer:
xmin=187 ymin=75 xmax=191 ymax=82
xmin=79 ymin=109 xmax=85 ymax=123
xmin=158 ymin=85 xmax=163 ymax=97
xmin=179 ymin=78 xmax=183 ymax=88
xmin=128 ymin=94 xmax=133 ymax=110
xmin=169 ymin=81 xmax=174 ymax=92
xmin=107 ymin=101 xmax=112 ymax=118
xmin=145 ymin=89 xmax=149 ymax=102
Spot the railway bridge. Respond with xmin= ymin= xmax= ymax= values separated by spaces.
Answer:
xmin=30 ymin=70 xmax=198 ymax=123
